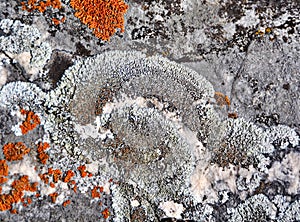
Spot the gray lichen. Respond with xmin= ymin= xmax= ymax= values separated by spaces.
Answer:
xmin=0 ymin=47 xmax=299 ymax=221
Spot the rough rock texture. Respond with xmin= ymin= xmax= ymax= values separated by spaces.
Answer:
xmin=0 ymin=0 xmax=299 ymax=221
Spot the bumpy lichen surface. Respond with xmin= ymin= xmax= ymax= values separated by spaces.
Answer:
xmin=0 ymin=18 xmax=299 ymax=221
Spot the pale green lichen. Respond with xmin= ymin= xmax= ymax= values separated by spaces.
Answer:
xmin=0 ymin=19 xmax=52 ymax=78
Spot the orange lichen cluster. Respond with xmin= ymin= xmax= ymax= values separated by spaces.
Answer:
xmin=39 ymin=173 xmax=49 ymax=184
xmin=62 ymin=199 xmax=71 ymax=207
xmin=70 ymin=0 xmax=129 ymax=41
xmin=21 ymin=0 xmax=62 ymax=13
xmin=214 ymin=92 xmax=231 ymax=107
xmin=228 ymin=112 xmax=238 ymax=119
xmin=2 ymin=142 xmax=30 ymax=161
xmin=19 ymin=109 xmax=41 ymax=135
xmin=52 ymin=17 xmax=66 ymax=25
xmin=102 ymin=208 xmax=110 ymax=219
xmin=48 ymin=168 xmax=62 ymax=183
xmin=63 ymin=170 xmax=75 ymax=183
xmin=77 ymin=165 xmax=88 ymax=178
xmin=0 ymin=160 xmax=9 ymax=184
xmin=37 ymin=142 xmax=50 ymax=164
xmin=0 ymin=175 xmax=38 ymax=211
xmin=49 ymin=192 xmax=58 ymax=203
xmin=70 ymin=180 xmax=77 ymax=193
xmin=91 ymin=186 xmax=104 ymax=199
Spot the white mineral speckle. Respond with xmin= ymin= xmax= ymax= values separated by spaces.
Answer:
xmin=159 ymin=201 xmax=185 ymax=219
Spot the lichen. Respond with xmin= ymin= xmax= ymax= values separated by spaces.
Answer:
xmin=0 ymin=47 xmax=299 ymax=220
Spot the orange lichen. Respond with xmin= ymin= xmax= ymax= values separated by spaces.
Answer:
xmin=50 ymin=182 xmax=55 ymax=188
xmin=91 ymin=186 xmax=101 ymax=198
xmin=52 ymin=17 xmax=65 ymax=25
xmin=10 ymin=209 xmax=18 ymax=214
xmin=72 ymin=184 xmax=77 ymax=193
xmin=69 ymin=180 xmax=77 ymax=193
xmin=0 ymin=194 xmax=13 ymax=211
xmin=62 ymin=199 xmax=71 ymax=207
xmin=19 ymin=109 xmax=41 ymax=134
xmin=102 ymin=208 xmax=110 ymax=219
xmin=27 ymin=197 xmax=32 ymax=204
xmin=0 ymin=160 xmax=8 ymax=176
xmin=47 ymin=168 xmax=62 ymax=183
xmin=63 ymin=170 xmax=75 ymax=183
xmin=214 ymin=92 xmax=231 ymax=107
xmin=11 ymin=175 xmax=35 ymax=192
xmin=99 ymin=186 xmax=104 ymax=193
xmin=0 ymin=176 xmax=38 ymax=211
xmin=39 ymin=173 xmax=49 ymax=184
xmin=70 ymin=0 xmax=129 ymax=41
xmin=228 ymin=112 xmax=238 ymax=119
xmin=77 ymin=165 xmax=88 ymax=178
xmin=49 ymin=192 xmax=58 ymax=203
xmin=38 ymin=152 xmax=49 ymax=164
xmin=2 ymin=142 xmax=30 ymax=161
xmin=21 ymin=0 xmax=62 ymax=13
xmin=37 ymin=142 xmax=50 ymax=164
xmin=0 ymin=177 xmax=8 ymax=184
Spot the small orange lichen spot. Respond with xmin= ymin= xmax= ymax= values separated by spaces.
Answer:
xmin=70 ymin=180 xmax=76 ymax=185
xmin=91 ymin=186 xmax=101 ymax=198
xmin=70 ymin=0 xmax=129 ymax=41
xmin=37 ymin=142 xmax=50 ymax=164
xmin=49 ymin=192 xmax=58 ymax=203
xmin=39 ymin=173 xmax=49 ymax=184
xmin=99 ymin=186 xmax=104 ymax=193
xmin=52 ymin=17 xmax=66 ymax=25
xmin=19 ymin=109 xmax=41 ymax=134
xmin=0 ymin=177 xmax=8 ymax=184
xmin=228 ymin=112 xmax=238 ymax=119
xmin=30 ymin=182 xmax=38 ymax=192
xmin=38 ymin=152 xmax=49 ymax=164
xmin=0 ymin=186 xmax=2 ymax=194
xmin=35 ymin=193 xmax=41 ymax=198
xmin=48 ymin=168 xmax=53 ymax=174
xmin=50 ymin=182 xmax=55 ymax=188
xmin=52 ymin=18 xmax=60 ymax=25
xmin=63 ymin=170 xmax=75 ymax=183
xmin=3 ymin=142 xmax=30 ymax=161
xmin=72 ymin=184 xmax=77 ymax=193
xmin=224 ymin=95 xmax=231 ymax=106
xmin=11 ymin=175 xmax=31 ymax=192
xmin=21 ymin=0 xmax=62 ymax=13
xmin=214 ymin=92 xmax=231 ymax=107
xmin=77 ymin=165 xmax=88 ymax=178
xmin=37 ymin=142 xmax=50 ymax=153
xmin=255 ymin=30 xmax=264 ymax=36
xmin=0 ymin=160 xmax=9 ymax=176
xmin=62 ymin=199 xmax=71 ymax=207
xmin=0 ymin=194 xmax=13 ymax=211
xmin=102 ymin=208 xmax=110 ymax=219
xmin=10 ymin=209 xmax=18 ymax=214
xmin=27 ymin=197 xmax=32 ymax=204
xmin=108 ymin=178 xmax=113 ymax=183
xmin=52 ymin=169 xmax=62 ymax=183
xmin=265 ymin=27 xmax=272 ymax=34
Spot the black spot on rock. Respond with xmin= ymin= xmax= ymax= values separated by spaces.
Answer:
xmin=46 ymin=51 xmax=73 ymax=88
